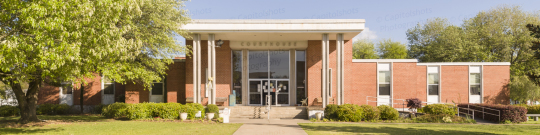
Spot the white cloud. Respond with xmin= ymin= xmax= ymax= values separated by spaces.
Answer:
xmin=353 ymin=27 xmax=377 ymax=41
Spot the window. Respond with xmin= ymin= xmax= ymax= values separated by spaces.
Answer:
xmin=232 ymin=50 xmax=242 ymax=104
xmin=61 ymin=83 xmax=73 ymax=94
xmin=428 ymin=67 xmax=439 ymax=95
xmin=152 ymin=81 xmax=164 ymax=95
xmin=378 ymin=63 xmax=391 ymax=96
xmin=103 ymin=76 xmax=115 ymax=94
xmin=470 ymin=70 xmax=481 ymax=95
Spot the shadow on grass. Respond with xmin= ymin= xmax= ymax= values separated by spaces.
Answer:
xmin=299 ymin=124 xmax=503 ymax=135
xmin=0 ymin=127 xmax=63 ymax=134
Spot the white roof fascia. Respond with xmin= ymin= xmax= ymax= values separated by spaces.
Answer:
xmin=183 ymin=19 xmax=365 ymax=33
xmin=417 ymin=62 xmax=511 ymax=66
xmin=352 ymin=59 xmax=418 ymax=63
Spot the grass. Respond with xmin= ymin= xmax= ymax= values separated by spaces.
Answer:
xmin=0 ymin=115 xmax=242 ymax=135
xmin=299 ymin=123 xmax=540 ymax=135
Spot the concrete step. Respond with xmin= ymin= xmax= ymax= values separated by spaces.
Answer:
xmin=227 ymin=106 xmax=308 ymax=119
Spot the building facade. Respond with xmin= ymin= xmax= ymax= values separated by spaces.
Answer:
xmin=37 ymin=19 xmax=510 ymax=108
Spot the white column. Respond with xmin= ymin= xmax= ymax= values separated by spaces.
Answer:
xmin=193 ymin=34 xmax=201 ymax=103
xmin=336 ymin=33 xmax=344 ymax=105
xmin=207 ymin=34 xmax=212 ymax=104
xmin=322 ymin=34 xmax=329 ymax=108
xmin=208 ymin=34 xmax=216 ymax=104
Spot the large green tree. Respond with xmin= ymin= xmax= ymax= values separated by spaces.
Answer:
xmin=377 ymin=39 xmax=408 ymax=59
xmin=352 ymin=39 xmax=379 ymax=59
xmin=407 ymin=5 xmax=540 ymax=103
xmin=0 ymin=0 xmax=189 ymax=123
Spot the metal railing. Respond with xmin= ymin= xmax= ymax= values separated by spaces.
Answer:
xmin=366 ymin=96 xmax=406 ymax=111
xmin=457 ymin=104 xmax=501 ymax=122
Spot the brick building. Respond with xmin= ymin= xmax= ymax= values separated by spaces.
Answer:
xmin=38 ymin=19 xmax=510 ymax=109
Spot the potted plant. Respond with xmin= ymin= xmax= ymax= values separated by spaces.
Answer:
xmin=206 ymin=104 xmax=219 ymax=120
xmin=206 ymin=112 xmax=214 ymax=120
xmin=179 ymin=111 xmax=188 ymax=120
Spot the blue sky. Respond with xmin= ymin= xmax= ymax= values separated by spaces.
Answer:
xmin=178 ymin=0 xmax=539 ymax=46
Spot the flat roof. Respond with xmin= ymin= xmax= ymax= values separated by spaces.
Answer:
xmin=182 ymin=19 xmax=365 ymax=40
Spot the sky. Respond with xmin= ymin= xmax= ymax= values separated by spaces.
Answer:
xmin=177 ymin=0 xmax=539 ymax=47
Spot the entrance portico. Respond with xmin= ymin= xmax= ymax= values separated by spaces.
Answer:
xmin=184 ymin=19 xmax=365 ymax=107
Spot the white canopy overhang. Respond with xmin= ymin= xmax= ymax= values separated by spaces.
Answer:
xmin=182 ymin=19 xmax=365 ymax=41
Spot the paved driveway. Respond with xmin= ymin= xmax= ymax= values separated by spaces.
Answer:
xmin=230 ymin=119 xmax=310 ymax=135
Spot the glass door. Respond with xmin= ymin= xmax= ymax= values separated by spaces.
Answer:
xmin=249 ymin=80 xmax=263 ymax=105
xmin=248 ymin=50 xmax=290 ymax=106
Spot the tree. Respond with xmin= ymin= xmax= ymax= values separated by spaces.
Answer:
xmin=0 ymin=0 xmax=189 ymax=123
xmin=377 ymin=39 xmax=408 ymax=59
xmin=509 ymin=75 xmax=540 ymax=104
xmin=352 ymin=39 xmax=379 ymax=59
xmin=406 ymin=5 xmax=540 ymax=103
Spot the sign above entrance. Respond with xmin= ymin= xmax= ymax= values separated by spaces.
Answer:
xmin=230 ymin=41 xmax=308 ymax=50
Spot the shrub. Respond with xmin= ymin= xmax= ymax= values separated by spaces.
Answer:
xmin=126 ymin=103 xmax=154 ymax=119
xmin=458 ymin=103 xmax=527 ymax=123
xmin=36 ymin=103 xmax=70 ymax=115
xmin=421 ymin=104 xmax=457 ymax=115
xmin=527 ymin=105 xmax=540 ymax=114
xmin=406 ymin=98 xmax=422 ymax=112
xmin=377 ymin=105 xmax=399 ymax=120
xmin=206 ymin=104 xmax=219 ymax=119
xmin=158 ymin=103 xmax=183 ymax=119
xmin=360 ymin=105 xmax=380 ymax=121
xmin=324 ymin=104 xmax=339 ymax=120
xmin=336 ymin=104 xmax=363 ymax=122
xmin=92 ymin=104 xmax=105 ymax=114
xmin=185 ymin=103 xmax=205 ymax=119
xmin=0 ymin=106 xmax=20 ymax=116
xmin=102 ymin=103 xmax=129 ymax=118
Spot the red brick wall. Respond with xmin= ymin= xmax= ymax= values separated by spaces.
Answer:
xmin=38 ymin=83 xmax=60 ymax=104
xmin=483 ymin=65 xmax=510 ymax=104
xmin=166 ymin=61 xmax=186 ymax=103
xmin=416 ymin=66 xmax=427 ymax=102
xmin=440 ymin=66 xmax=469 ymax=104
xmin=73 ymin=74 xmax=102 ymax=105
xmin=392 ymin=62 xmax=418 ymax=107
xmin=346 ymin=62 xmax=377 ymax=106
xmin=306 ymin=40 xmax=322 ymax=106
xmin=125 ymin=82 xmax=148 ymax=104
xmin=185 ymin=40 xmax=231 ymax=106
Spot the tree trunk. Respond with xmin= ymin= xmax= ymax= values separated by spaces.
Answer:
xmin=80 ymin=83 xmax=84 ymax=114
xmin=11 ymin=78 xmax=42 ymax=124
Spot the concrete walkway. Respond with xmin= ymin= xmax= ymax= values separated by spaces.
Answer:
xmin=230 ymin=119 xmax=310 ymax=135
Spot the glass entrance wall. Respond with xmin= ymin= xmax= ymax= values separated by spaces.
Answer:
xmin=232 ymin=50 xmax=242 ymax=104
xmin=247 ymin=50 xmax=290 ymax=106
xmin=296 ymin=51 xmax=306 ymax=105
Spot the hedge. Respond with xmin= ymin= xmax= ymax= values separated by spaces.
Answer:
xmin=458 ymin=103 xmax=527 ymax=123
xmin=102 ymin=103 xmax=129 ymax=118
xmin=103 ymin=103 xmax=207 ymax=120
xmin=421 ymin=104 xmax=457 ymax=115
xmin=36 ymin=103 xmax=70 ymax=115
xmin=0 ymin=105 xmax=20 ymax=116
xmin=377 ymin=105 xmax=399 ymax=120
xmin=360 ymin=105 xmax=380 ymax=121
xmin=336 ymin=104 xmax=363 ymax=122
xmin=324 ymin=104 xmax=339 ymax=120
xmin=527 ymin=105 xmax=540 ymax=114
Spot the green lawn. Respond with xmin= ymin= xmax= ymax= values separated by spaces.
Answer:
xmin=0 ymin=115 xmax=242 ymax=135
xmin=299 ymin=123 xmax=540 ymax=135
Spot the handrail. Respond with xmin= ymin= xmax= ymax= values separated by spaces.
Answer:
xmin=366 ymin=96 xmax=406 ymax=111
xmin=457 ymin=104 xmax=501 ymax=122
